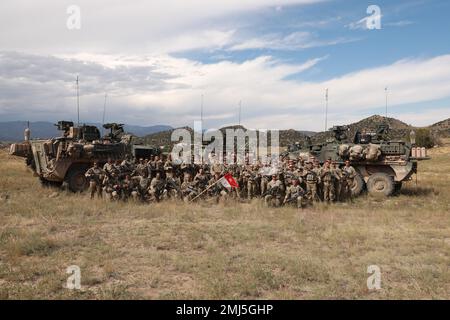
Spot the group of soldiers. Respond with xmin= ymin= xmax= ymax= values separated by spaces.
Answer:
xmin=84 ymin=153 xmax=358 ymax=208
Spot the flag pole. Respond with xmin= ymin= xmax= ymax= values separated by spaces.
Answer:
xmin=190 ymin=179 xmax=221 ymax=202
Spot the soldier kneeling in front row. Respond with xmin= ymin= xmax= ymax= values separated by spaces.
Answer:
xmin=264 ymin=174 xmax=284 ymax=207
xmin=283 ymin=178 xmax=305 ymax=209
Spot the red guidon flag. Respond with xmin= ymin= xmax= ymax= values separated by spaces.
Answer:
xmin=219 ymin=173 xmax=239 ymax=189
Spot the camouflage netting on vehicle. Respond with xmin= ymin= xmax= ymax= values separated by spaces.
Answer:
xmin=349 ymin=145 xmax=364 ymax=161
xmin=338 ymin=144 xmax=350 ymax=158
xmin=364 ymin=144 xmax=382 ymax=161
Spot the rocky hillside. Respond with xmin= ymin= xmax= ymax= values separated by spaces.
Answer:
xmin=139 ymin=114 xmax=450 ymax=148
xmin=430 ymin=118 xmax=450 ymax=138
xmin=136 ymin=127 xmax=194 ymax=148
xmin=137 ymin=125 xmax=314 ymax=148
xmin=312 ymin=115 xmax=413 ymax=143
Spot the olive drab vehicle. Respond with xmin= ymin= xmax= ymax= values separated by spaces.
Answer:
xmin=283 ymin=124 xmax=430 ymax=197
xmin=9 ymin=121 xmax=161 ymax=192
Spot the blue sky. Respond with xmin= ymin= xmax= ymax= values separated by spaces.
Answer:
xmin=178 ymin=0 xmax=450 ymax=70
xmin=0 ymin=0 xmax=449 ymax=130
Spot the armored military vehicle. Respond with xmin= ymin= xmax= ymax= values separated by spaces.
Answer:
xmin=9 ymin=121 xmax=161 ymax=192
xmin=283 ymin=125 xmax=430 ymax=197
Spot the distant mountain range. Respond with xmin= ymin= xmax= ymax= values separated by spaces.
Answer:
xmin=0 ymin=121 xmax=172 ymax=142
xmin=1 ymin=115 xmax=450 ymax=146
xmin=138 ymin=115 xmax=450 ymax=148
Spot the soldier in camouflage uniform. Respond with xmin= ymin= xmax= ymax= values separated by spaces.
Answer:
xmin=103 ymin=158 xmax=116 ymax=176
xmin=264 ymin=174 xmax=283 ymax=207
xmin=165 ymin=167 xmax=181 ymax=199
xmin=259 ymin=165 xmax=270 ymax=196
xmin=103 ymin=171 xmax=121 ymax=201
xmin=305 ymin=162 xmax=319 ymax=203
xmin=121 ymin=174 xmax=136 ymax=201
xmin=208 ymin=172 xmax=229 ymax=203
xmin=147 ymin=155 xmax=156 ymax=179
xmin=163 ymin=155 xmax=174 ymax=175
xmin=244 ymin=165 xmax=257 ymax=200
xmin=120 ymin=155 xmax=135 ymax=175
xmin=153 ymin=156 xmax=164 ymax=178
xmin=210 ymin=157 xmax=224 ymax=176
xmin=297 ymin=158 xmax=305 ymax=170
xmin=283 ymin=178 xmax=305 ymax=208
xmin=114 ymin=159 xmax=123 ymax=177
xmin=193 ymin=167 xmax=208 ymax=187
xmin=135 ymin=158 xmax=147 ymax=177
xmin=149 ymin=172 xmax=162 ymax=201
xmin=342 ymin=160 xmax=357 ymax=201
xmin=331 ymin=161 xmax=343 ymax=202
xmin=85 ymin=162 xmax=105 ymax=199
xmin=135 ymin=172 xmax=151 ymax=201
xmin=181 ymin=173 xmax=197 ymax=202
xmin=313 ymin=160 xmax=323 ymax=201
xmin=321 ymin=161 xmax=339 ymax=202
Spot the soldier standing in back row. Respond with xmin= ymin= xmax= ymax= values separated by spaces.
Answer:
xmin=244 ymin=165 xmax=257 ymax=200
xmin=103 ymin=158 xmax=116 ymax=176
xmin=85 ymin=162 xmax=105 ymax=199
xmin=321 ymin=161 xmax=338 ymax=202
xmin=342 ymin=160 xmax=357 ymax=201
xmin=305 ymin=162 xmax=319 ymax=203
xmin=331 ymin=161 xmax=343 ymax=201
xmin=135 ymin=158 xmax=147 ymax=176
xmin=313 ymin=161 xmax=323 ymax=200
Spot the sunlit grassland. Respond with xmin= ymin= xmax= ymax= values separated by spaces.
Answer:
xmin=0 ymin=147 xmax=449 ymax=299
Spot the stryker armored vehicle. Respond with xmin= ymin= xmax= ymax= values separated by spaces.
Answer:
xmin=283 ymin=124 xmax=430 ymax=197
xmin=9 ymin=121 xmax=161 ymax=192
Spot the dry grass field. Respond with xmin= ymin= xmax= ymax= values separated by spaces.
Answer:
xmin=0 ymin=147 xmax=449 ymax=300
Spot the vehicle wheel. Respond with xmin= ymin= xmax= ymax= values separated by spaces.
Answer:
xmin=351 ymin=174 xmax=365 ymax=197
xmin=394 ymin=182 xmax=403 ymax=194
xmin=367 ymin=173 xmax=395 ymax=197
xmin=66 ymin=167 xmax=88 ymax=192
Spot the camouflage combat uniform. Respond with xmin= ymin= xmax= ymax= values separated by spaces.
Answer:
xmin=305 ymin=168 xmax=319 ymax=202
xmin=321 ymin=166 xmax=338 ymax=202
xmin=342 ymin=164 xmax=357 ymax=201
xmin=265 ymin=178 xmax=283 ymax=207
xmin=284 ymin=182 xmax=305 ymax=208
xmin=85 ymin=165 xmax=105 ymax=199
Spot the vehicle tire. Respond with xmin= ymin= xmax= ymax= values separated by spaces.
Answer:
xmin=351 ymin=173 xmax=365 ymax=197
xmin=367 ymin=173 xmax=395 ymax=197
xmin=394 ymin=182 xmax=403 ymax=195
xmin=66 ymin=167 xmax=89 ymax=192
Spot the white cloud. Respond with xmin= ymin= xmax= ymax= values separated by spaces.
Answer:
xmin=346 ymin=17 xmax=373 ymax=30
xmin=0 ymin=0 xmax=323 ymax=54
xmin=1 ymin=52 xmax=450 ymax=130
xmin=229 ymin=31 xmax=356 ymax=51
